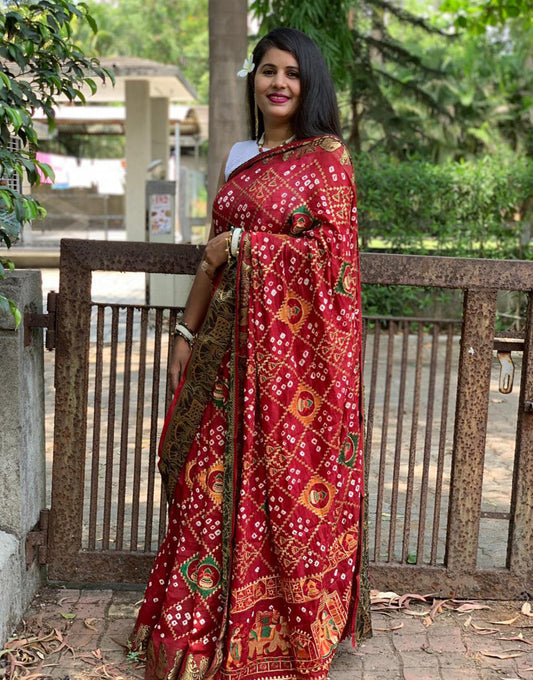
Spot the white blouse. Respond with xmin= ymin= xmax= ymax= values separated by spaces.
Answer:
xmin=224 ymin=140 xmax=262 ymax=181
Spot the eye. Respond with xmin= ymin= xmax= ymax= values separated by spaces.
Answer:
xmin=287 ymin=70 xmax=300 ymax=79
xmin=262 ymin=68 xmax=275 ymax=76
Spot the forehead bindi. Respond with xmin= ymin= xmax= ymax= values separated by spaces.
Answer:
xmin=258 ymin=48 xmax=299 ymax=71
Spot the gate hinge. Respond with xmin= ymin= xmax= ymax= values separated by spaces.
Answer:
xmin=24 ymin=290 xmax=57 ymax=350
xmin=25 ymin=508 xmax=50 ymax=569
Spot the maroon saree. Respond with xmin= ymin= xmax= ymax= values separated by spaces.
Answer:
xmin=130 ymin=136 xmax=370 ymax=680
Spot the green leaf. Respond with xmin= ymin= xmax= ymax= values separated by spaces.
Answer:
xmin=36 ymin=161 xmax=54 ymax=181
xmin=84 ymin=77 xmax=97 ymax=95
xmin=86 ymin=13 xmax=98 ymax=34
xmin=1 ymin=258 xmax=15 ymax=273
xmin=0 ymin=293 xmax=20 ymax=328
xmin=0 ymin=190 xmax=13 ymax=211
xmin=0 ymin=293 xmax=10 ymax=314
xmin=0 ymin=72 xmax=12 ymax=90
xmin=9 ymin=299 xmax=21 ymax=329
xmin=60 ymin=612 xmax=77 ymax=620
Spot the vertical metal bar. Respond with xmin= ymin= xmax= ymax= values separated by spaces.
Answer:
xmin=431 ymin=323 xmax=455 ymax=565
xmin=364 ymin=322 xmax=381 ymax=478
xmin=144 ymin=309 xmax=163 ymax=551
xmin=157 ymin=309 xmax=178 ymax=545
xmin=115 ymin=306 xmax=134 ymax=550
xmin=402 ymin=324 xmax=424 ymax=563
xmin=364 ymin=318 xmax=380 ymax=562
xmin=374 ymin=322 xmax=396 ymax=562
xmin=416 ymin=323 xmax=439 ymax=563
xmin=507 ymin=291 xmax=533 ymax=582
xmin=362 ymin=318 xmax=368 ymax=366
xmin=165 ymin=308 xmax=178 ymax=415
xmin=130 ymin=307 xmax=148 ymax=551
xmin=388 ymin=321 xmax=409 ymax=561
xmin=102 ymin=306 xmax=120 ymax=550
xmin=446 ymin=289 xmax=497 ymax=572
xmin=88 ymin=305 xmax=105 ymax=551
xmin=48 ymin=244 xmax=92 ymax=581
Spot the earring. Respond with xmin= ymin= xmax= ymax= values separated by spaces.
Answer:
xmin=254 ymin=101 xmax=259 ymax=139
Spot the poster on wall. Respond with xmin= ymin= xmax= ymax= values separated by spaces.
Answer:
xmin=149 ymin=193 xmax=173 ymax=235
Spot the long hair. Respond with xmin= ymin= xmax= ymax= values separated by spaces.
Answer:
xmin=246 ymin=27 xmax=342 ymax=142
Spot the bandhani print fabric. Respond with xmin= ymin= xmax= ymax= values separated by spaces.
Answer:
xmin=130 ymin=136 xmax=371 ymax=680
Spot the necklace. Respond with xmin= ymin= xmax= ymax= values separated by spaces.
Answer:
xmin=257 ymin=133 xmax=296 ymax=153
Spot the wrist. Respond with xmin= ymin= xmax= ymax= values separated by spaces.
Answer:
xmin=170 ymin=322 xmax=197 ymax=348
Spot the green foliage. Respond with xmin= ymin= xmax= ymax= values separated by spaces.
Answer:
xmin=358 ymin=152 xmax=533 ymax=319
xmin=250 ymin=0 xmax=354 ymax=90
xmin=78 ymin=0 xmax=209 ymax=103
xmin=0 ymin=0 xmax=112 ymax=321
xmin=355 ymin=152 xmax=533 ymax=259
xmin=252 ymin=0 xmax=533 ymax=162
xmin=440 ymin=0 xmax=533 ymax=32
xmin=251 ymin=0 xmax=458 ymax=157
xmin=361 ymin=284 xmax=453 ymax=318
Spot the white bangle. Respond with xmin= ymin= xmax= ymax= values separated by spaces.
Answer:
xmin=171 ymin=322 xmax=195 ymax=346
xmin=230 ymin=227 xmax=243 ymax=258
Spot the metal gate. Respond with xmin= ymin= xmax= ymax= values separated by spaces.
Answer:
xmin=45 ymin=239 xmax=533 ymax=597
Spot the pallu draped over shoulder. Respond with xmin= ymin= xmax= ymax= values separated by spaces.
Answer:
xmin=130 ymin=136 xmax=371 ymax=680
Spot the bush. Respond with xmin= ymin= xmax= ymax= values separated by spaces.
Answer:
xmin=355 ymin=153 xmax=533 ymax=259
xmin=355 ymin=153 xmax=533 ymax=321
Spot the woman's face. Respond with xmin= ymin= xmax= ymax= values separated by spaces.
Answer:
xmin=254 ymin=47 xmax=301 ymax=130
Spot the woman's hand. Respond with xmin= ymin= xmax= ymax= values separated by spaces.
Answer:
xmin=199 ymin=231 xmax=230 ymax=280
xmin=169 ymin=336 xmax=192 ymax=393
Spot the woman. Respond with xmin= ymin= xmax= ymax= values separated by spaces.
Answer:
xmin=130 ymin=27 xmax=370 ymax=680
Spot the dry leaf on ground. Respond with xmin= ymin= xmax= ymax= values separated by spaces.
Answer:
xmin=373 ymin=622 xmax=404 ymax=632
xmin=456 ymin=603 xmax=492 ymax=612
xmin=489 ymin=616 xmax=520 ymax=625
xmin=84 ymin=618 xmax=99 ymax=632
xmin=522 ymin=603 xmax=533 ymax=618
xmin=481 ymin=651 xmax=523 ymax=659
xmin=500 ymin=636 xmax=533 ymax=646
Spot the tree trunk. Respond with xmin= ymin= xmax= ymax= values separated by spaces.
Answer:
xmin=207 ymin=0 xmax=248 ymax=217
xmin=349 ymin=95 xmax=362 ymax=153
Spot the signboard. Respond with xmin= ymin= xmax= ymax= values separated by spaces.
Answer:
xmin=149 ymin=193 xmax=173 ymax=235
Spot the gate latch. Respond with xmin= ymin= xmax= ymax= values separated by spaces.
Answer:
xmin=497 ymin=351 xmax=515 ymax=394
xmin=24 ymin=291 xmax=57 ymax=350
xmin=25 ymin=508 xmax=49 ymax=569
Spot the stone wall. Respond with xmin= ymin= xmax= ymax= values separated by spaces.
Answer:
xmin=0 ymin=270 xmax=46 ymax=645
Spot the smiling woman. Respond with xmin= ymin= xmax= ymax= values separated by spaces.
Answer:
xmin=254 ymin=47 xmax=301 ymax=145
xmin=129 ymin=27 xmax=371 ymax=680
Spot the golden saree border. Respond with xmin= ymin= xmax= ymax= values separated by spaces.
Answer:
xmin=159 ymin=263 xmax=238 ymax=500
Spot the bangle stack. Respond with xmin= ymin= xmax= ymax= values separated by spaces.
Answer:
xmin=170 ymin=320 xmax=197 ymax=347
xmin=230 ymin=227 xmax=243 ymax=259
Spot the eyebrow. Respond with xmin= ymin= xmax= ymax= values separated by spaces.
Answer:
xmin=260 ymin=62 xmax=300 ymax=70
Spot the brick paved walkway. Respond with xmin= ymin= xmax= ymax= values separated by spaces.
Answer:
xmin=3 ymin=587 xmax=533 ymax=679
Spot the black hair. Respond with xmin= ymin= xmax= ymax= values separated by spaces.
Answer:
xmin=246 ymin=27 xmax=342 ymax=142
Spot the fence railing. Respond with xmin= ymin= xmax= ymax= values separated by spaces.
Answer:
xmin=47 ymin=241 xmax=533 ymax=597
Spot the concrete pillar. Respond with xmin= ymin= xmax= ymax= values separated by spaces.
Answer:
xmin=150 ymin=97 xmax=169 ymax=179
xmin=125 ymin=79 xmax=151 ymax=242
xmin=0 ymin=271 xmax=46 ymax=645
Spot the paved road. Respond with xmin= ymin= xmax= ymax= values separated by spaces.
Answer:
xmin=5 ymin=587 xmax=533 ymax=679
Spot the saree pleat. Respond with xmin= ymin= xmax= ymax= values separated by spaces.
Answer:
xmin=131 ymin=137 xmax=371 ymax=680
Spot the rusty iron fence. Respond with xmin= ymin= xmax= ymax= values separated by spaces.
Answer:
xmin=47 ymin=239 xmax=533 ymax=597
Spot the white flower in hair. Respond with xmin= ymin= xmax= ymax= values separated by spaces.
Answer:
xmin=237 ymin=56 xmax=255 ymax=78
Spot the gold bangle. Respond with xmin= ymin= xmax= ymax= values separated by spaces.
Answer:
xmin=226 ymin=235 xmax=232 ymax=265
